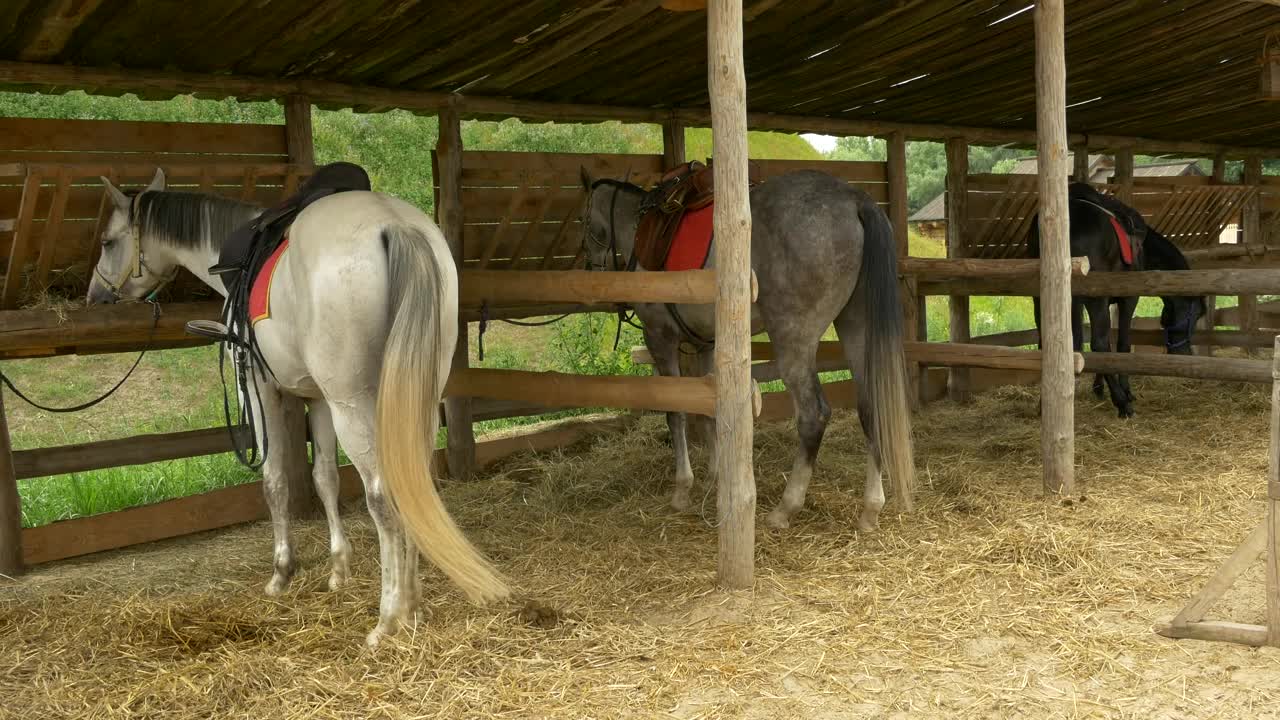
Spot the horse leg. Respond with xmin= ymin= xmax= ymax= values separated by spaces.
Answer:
xmin=831 ymin=305 xmax=886 ymax=531
xmin=644 ymin=327 xmax=696 ymax=512
xmin=764 ymin=332 xmax=830 ymax=530
xmin=1078 ymin=300 xmax=1104 ymax=400
xmin=1115 ymin=295 xmax=1139 ymax=406
xmin=1084 ymin=298 xmax=1132 ymax=418
xmin=249 ymin=379 xmax=296 ymax=597
xmin=307 ymin=400 xmax=352 ymax=591
xmin=326 ymin=396 xmax=413 ymax=647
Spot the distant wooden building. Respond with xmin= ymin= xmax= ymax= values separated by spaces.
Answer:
xmin=908 ymin=154 xmax=1206 ymax=241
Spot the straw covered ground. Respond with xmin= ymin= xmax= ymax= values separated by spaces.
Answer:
xmin=3 ymin=376 xmax=1279 ymax=719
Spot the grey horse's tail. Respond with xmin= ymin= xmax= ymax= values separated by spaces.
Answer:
xmin=857 ymin=199 xmax=916 ymax=511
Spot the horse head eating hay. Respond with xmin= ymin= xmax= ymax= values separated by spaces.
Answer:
xmin=87 ymin=168 xmax=508 ymax=647
xmin=579 ymin=165 xmax=916 ymax=530
xmin=1028 ymin=182 xmax=1206 ymax=418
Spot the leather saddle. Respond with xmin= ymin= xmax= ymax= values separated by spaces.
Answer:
xmin=634 ymin=161 xmax=716 ymax=271
xmin=211 ymin=161 xmax=373 ymax=289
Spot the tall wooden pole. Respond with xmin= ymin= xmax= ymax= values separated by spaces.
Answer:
xmin=1113 ymin=147 xmax=1134 ymax=202
xmin=1269 ymin=336 xmax=1280 ymax=647
xmin=887 ymin=131 xmax=920 ymax=407
xmin=1197 ymin=153 xmax=1231 ymax=357
xmin=1035 ymin=0 xmax=1074 ymax=495
xmin=663 ymin=118 xmax=686 ymax=168
xmin=1242 ymin=156 xmax=1263 ymax=356
xmin=0 ymin=393 xmax=21 ymax=576
xmin=437 ymin=102 xmax=477 ymax=480
xmin=709 ymin=0 xmax=755 ymax=590
xmin=945 ymin=137 xmax=970 ymax=402
xmin=281 ymin=95 xmax=318 ymax=518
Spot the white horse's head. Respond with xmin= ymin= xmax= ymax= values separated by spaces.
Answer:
xmin=87 ymin=168 xmax=174 ymax=305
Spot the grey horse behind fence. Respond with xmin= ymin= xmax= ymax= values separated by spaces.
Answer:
xmin=579 ymin=168 xmax=915 ymax=530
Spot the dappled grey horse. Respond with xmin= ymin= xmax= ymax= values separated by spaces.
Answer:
xmin=579 ymin=168 xmax=915 ymax=530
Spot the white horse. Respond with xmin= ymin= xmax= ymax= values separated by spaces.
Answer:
xmin=87 ymin=169 xmax=507 ymax=646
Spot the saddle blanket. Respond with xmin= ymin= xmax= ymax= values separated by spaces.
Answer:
xmin=664 ymin=203 xmax=715 ymax=271
xmin=1108 ymin=216 xmax=1133 ymax=266
xmin=249 ymin=236 xmax=289 ymax=325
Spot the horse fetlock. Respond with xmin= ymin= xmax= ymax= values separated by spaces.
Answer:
xmin=765 ymin=506 xmax=793 ymax=530
xmin=670 ymin=487 xmax=695 ymax=513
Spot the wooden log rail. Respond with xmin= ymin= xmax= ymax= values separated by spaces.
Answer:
xmin=460 ymin=269 xmax=757 ymax=309
xmin=0 ymin=301 xmax=222 ymax=358
xmin=970 ymin=327 xmax=1280 ymax=350
xmin=1082 ymin=352 xmax=1272 ymax=384
xmin=900 ymin=256 xmax=1090 ymax=280
xmin=918 ymin=269 xmax=1280 ymax=297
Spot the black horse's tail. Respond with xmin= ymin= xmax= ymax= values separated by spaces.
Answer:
xmin=857 ymin=198 xmax=916 ymax=512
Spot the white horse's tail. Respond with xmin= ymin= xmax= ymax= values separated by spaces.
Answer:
xmin=376 ymin=224 xmax=508 ymax=604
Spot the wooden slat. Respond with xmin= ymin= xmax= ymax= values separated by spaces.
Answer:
xmin=1171 ymin=522 xmax=1269 ymax=625
xmin=1156 ymin=621 xmax=1270 ymax=647
xmin=460 ymin=269 xmax=718 ymax=307
xmin=2 ymin=172 xmax=43 ymax=308
xmin=0 ymin=117 xmax=288 ymax=155
xmin=13 ymin=427 xmax=246 ymax=480
xmin=32 ymin=168 xmax=69 ymax=288
xmin=448 ymin=368 xmax=719 ymax=416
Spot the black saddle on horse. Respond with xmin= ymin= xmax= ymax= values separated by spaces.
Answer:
xmin=211 ymin=161 xmax=372 ymax=290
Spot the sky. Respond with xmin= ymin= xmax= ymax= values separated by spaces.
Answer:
xmin=802 ymin=133 xmax=837 ymax=154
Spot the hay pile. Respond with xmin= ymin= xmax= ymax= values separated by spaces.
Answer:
xmin=3 ymin=376 xmax=1280 ymax=719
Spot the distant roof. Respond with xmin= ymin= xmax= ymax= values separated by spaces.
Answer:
xmin=909 ymin=155 xmax=1205 ymax=222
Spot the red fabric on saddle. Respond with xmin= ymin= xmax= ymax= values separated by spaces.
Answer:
xmin=249 ymin=236 xmax=289 ymax=325
xmin=1109 ymin=216 xmax=1133 ymax=265
xmin=664 ymin=203 xmax=715 ymax=271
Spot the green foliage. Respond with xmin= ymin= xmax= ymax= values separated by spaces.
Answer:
xmin=552 ymin=314 xmax=646 ymax=377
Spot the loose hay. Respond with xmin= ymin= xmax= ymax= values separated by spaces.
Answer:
xmin=3 ymin=376 xmax=1280 ymax=719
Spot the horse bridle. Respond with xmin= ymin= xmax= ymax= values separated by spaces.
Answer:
xmin=585 ymin=178 xmax=639 ymax=274
xmin=94 ymin=191 xmax=179 ymax=302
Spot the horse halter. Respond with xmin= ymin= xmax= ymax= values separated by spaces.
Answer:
xmin=94 ymin=192 xmax=178 ymax=302
xmin=585 ymin=178 xmax=638 ymax=274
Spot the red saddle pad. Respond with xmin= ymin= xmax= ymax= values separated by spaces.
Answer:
xmin=664 ymin=203 xmax=715 ymax=271
xmin=249 ymin=237 xmax=290 ymax=325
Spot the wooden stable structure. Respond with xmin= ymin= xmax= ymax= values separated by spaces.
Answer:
xmin=0 ymin=3 xmax=1278 ymax=624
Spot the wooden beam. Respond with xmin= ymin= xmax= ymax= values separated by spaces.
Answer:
xmin=1113 ymin=146 xmax=1135 ymax=203
xmin=918 ymin=268 xmax=1280 ymax=297
xmin=0 ymin=61 xmax=1277 ymax=158
xmin=709 ymin=0 xmax=756 ymax=590
xmin=909 ymin=342 xmax=1084 ymax=374
xmin=663 ymin=118 xmax=687 ymax=168
xmin=1072 ymin=143 xmax=1090 ymax=182
xmin=12 ymin=427 xmax=244 ymax=480
xmin=888 ymin=132 xmax=919 ymax=406
xmin=1156 ymin=620 xmax=1270 ymax=647
xmin=900 ymin=256 xmax=1089 ymax=280
xmin=446 ymin=368 xmax=724 ymax=417
xmin=283 ymin=95 xmax=315 ymax=167
xmin=1241 ymin=156 xmax=1264 ymax=356
xmin=1270 ymin=335 xmax=1280 ymax=647
xmin=460 ymin=269 xmax=724 ymax=308
xmin=1036 ymin=0 xmax=1074 ymax=496
xmin=438 ymin=102 xmax=476 ymax=481
xmin=945 ymin=137 xmax=970 ymax=403
xmin=0 ymin=393 xmax=21 ymax=576
xmin=1082 ymin=350 xmax=1272 ymax=384
xmin=0 ymin=301 xmax=222 ymax=356
xmin=17 ymin=0 xmax=109 ymax=62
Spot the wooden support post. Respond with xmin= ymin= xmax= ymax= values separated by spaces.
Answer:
xmin=1072 ymin=143 xmax=1090 ymax=182
xmin=1241 ymin=156 xmax=1263 ymax=356
xmin=0 ymin=393 xmax=20 ymax=576
xmin=1035 ymin=0 xmax=1074 ymax=496
xmin=283 ymin=95 xmax=315 ymax=167
xmin=1197 ymin=154 xmax=1231 ymax=357
xmin=282 ymin=93 xmax=317 ymax=518
xmin=709 ymin=0 xmax=755 ymax=590
xmin=437 ymin=102 xmax=476 ymax=480
xmin=1113 ymin=147 xmax=1134 ymax=203
xmin=663 ymin=117 xmax=687 ymax=168
xmin=887 ymin=131 xmax=920 ymax=407
xmin=945 ymin=137 xmax=970 ymax=402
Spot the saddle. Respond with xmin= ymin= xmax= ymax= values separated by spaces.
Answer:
xmin=211 ymin=162 xmax=373 ymax=289
xmin=634 ymin=161 xmax=716 ymax=271
xmin=1068 ymin=181 xmax=1146 ymax=267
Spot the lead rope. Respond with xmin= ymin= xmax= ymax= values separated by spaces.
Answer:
xmin=0 ymin=301 xmax=161 ymax=413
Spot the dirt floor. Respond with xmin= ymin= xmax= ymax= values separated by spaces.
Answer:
xmin=3 ymin=376 xmax=1279 ymax=719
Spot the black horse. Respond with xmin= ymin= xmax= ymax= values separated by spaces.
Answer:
xmin=1029 ymin=182 xmax=1205 ymax=418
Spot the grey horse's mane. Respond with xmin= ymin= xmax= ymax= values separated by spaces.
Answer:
xmin=132 ymin=191 xmax=261 ymax=250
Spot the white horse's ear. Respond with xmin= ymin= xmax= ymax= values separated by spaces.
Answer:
xmin=580 ymin=166 xmax=593 ymax=191
xmin=146 ymin=168 xmax=166 ymax=193
xmin=101 ymin=176 xmax=130 ymax=210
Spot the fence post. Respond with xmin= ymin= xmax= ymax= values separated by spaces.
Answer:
xmin=945 ymin=137 xmax=970 ymax=402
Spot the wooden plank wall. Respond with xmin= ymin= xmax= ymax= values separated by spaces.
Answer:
xmin=434 ymin=150 xmax=890 ymax=274
xmin=0 ymin=117 xmax=304 ymax=307
xmin=962 ymin=173 xmax=1257 ymax=259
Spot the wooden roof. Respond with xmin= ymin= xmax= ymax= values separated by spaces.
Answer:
xmin=1 ymin=1 xmax=1278 ymax=148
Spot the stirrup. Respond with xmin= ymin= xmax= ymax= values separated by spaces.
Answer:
xmin=185 ymin=319 xmax=232 ymax=342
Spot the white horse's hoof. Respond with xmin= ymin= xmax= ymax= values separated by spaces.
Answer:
xmin=765 ymin=508 xmax=792 ymax=530
xmin=857 ymin=513 xmax=879 ymax=533
xmin=264 ymin=576 xmax=289 ymax=597
xmin=670 ymin=489 xmax=694 ymax=513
